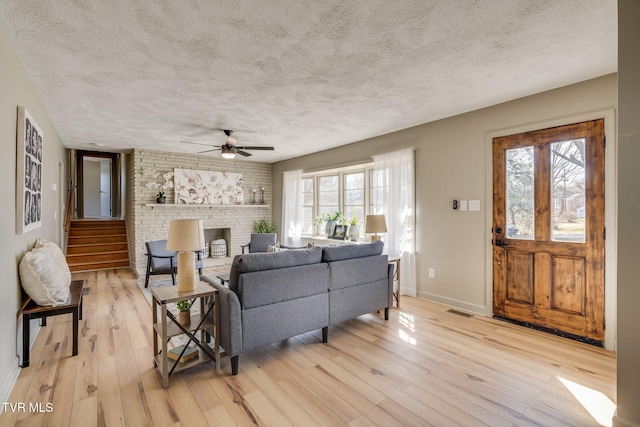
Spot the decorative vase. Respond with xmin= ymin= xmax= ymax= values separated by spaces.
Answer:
xmin=156 ymin=197 xmax=166 ymax=204
xmin=348 ymin=225 xmax=359 ymax=241
xmin=178 ymin=310 xmax=190 ymax=325
xmin=325 ymin=220 xmax=337 ymax=237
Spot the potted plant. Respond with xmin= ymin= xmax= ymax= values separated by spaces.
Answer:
xmin=314 ymin=211 xmax=343 ymax=237
xmin=176 ymin=300 xmax=192 ymax=325
xmin=347 ymin=214 xmax=360 ymax=241
xmin=144 ymin=170 xmax=174 ymax=204
xmin=253 ymin=218 xmax=277 ymax=233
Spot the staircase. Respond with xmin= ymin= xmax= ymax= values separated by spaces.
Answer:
xmin=66 ymin=219 xmax=130 ymax=272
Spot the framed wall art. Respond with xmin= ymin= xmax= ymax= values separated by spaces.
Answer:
xmin=173 ymin=168 xmax=243 ymax=205
xmin=16 ymin=106 xmax=43 ymax=234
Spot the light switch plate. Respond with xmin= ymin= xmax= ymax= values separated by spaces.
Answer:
xmin=460 ymin=200 xmax=468 ymax=211
xmin=469 ymin=200 xmax=480 ymax=211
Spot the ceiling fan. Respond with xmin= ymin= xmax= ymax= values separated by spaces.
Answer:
xmin=182 ymin=130 xmax=274 ymax=159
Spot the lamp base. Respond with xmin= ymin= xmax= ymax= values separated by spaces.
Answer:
xmin=177 ymin=251 xmax=196 ymax=292
xmin=370 ymin=235 xmax=381 ymax=242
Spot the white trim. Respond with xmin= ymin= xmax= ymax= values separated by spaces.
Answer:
xmin=418 ymin=291 xmax=486 ymax=316
xmin=484 ymin=108 xmax=617 ymax=351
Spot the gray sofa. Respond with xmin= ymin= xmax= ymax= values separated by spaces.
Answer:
xmin=201 ymin=240 xmax=393 ymax=375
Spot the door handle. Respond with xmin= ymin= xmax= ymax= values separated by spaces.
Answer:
xmin=495 ymin=239 xmax=509 ymax=247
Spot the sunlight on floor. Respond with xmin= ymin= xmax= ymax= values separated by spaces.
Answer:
xmin=558 ymin=376 xmax=616 ymax=427
xmin=398 ymin=311 xmax=417 ymax=345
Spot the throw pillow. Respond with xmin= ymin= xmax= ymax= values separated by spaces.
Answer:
xmin=19 ymin=238 xmax=71 ymax=306
xmin=267 ymin=244 xmax=281 ymax=253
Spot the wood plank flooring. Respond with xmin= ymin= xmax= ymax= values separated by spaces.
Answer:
xmin=1 ymin=269 xmax=616 ymax=426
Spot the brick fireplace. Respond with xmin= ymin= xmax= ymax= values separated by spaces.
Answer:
xmin=128 ymin=149 xmax=273 ymax=277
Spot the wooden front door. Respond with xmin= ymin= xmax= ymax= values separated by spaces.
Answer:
xmin=492 ymin=119 xmax=605 ymax=342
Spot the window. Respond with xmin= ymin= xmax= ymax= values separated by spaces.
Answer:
xmin=302 ymin=163 xmax=374 ymax=236
xmin=302 ymin=178 xmax=314 ymax=234
xmin=344 ymin=172 xmax=365 ymax=233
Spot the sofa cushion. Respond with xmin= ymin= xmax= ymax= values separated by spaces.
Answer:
xmin=19 ymin=238 xmax=71 ymax=306
xmin=321 ymin=239 xmax=384 ymax=262
xmin=228 ymin=246 xmax=322 ymax=292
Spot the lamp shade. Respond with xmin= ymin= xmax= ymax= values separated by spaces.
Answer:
xmin=166 ymin=219 xmax=204 ymax=251
xmin=365 ymin=214 xmax=387 ymax=233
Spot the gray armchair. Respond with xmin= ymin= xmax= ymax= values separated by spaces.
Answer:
xmin=144 ymin=239 xmax=203 ymax=288
xmin=240 ymin=233 xmax=277 ymax=254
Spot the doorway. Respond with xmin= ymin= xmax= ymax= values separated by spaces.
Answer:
xmin=76 ymin=150 xmax=120 ymax=218
xmin=492 ymin=119 xmax=605 ymax=344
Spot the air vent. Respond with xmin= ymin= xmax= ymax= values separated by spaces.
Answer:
xmin=446 ymin=309 xmax=473 ymax=318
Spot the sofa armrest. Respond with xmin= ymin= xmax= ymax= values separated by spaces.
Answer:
xmin=200 ymin=276 xmax=243 ymax=358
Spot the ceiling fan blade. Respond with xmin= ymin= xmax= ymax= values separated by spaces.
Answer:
xmin=198 ymin=148 xmax=221 ymax=154
xmin=181 ymin=140 xmax=213 ymax=147
xmin=235 ymin=150 xmax=252 ymax=157
xmin=235 ymin=146 xmax=275 ymax=151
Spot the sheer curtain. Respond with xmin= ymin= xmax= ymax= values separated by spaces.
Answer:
xmin=281 ymin=169 xmax=303 ymax=246
xmin=372 ymin=148 xmax=416 ymax=297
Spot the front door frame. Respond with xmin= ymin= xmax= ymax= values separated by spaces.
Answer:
xmin=484 ymin=109 xmax=617 ymax=351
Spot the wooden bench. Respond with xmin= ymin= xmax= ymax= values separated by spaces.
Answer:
xmin=20 ymin=279 xmax=84 ymax=368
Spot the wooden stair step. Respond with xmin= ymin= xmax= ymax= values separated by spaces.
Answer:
xmin=69 ymin=227 xmax=126 ymax=237
xmin=68 ymin=235 xmax=127 ymax=245
xmin=67 ymin=260 xmax=130 ymax=272
xmin=66 ymin=242 xmax=129 ymax=255
xmin=66 ymin=251 xmax=129 ymax=264
xmin=70 ymin=220 xmax=125 ymax=228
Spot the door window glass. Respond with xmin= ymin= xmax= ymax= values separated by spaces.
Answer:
xmin=551 ymin=139 xmax=586 ymax=243
xmin=506 ymin=147 xmax=535 ymax=240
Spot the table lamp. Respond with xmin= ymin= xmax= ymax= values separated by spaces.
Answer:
xmin=365 ymin=214 xmax=387 ymax=242
xmin=166 ymin=219 xmax=204 ymax=292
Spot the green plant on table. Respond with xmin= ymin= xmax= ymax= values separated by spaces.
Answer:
xmin=314 ymin=211 xmax=343 ymax=224
xmin=176 ymin=300 xmax=192 ymax=312
xmin=253 ymin=218 xmax=277 ymax=233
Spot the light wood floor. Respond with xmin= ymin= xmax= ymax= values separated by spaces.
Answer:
xmin=2 ymin=268 xmax=616 ymax=426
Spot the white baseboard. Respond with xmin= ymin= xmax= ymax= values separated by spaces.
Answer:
xmin=613 ymin=415 xmax=640 ymax=427
xmin=0 ymin=321 xmax=41 ymax=412
xmin=417 ymin=291 xmax=486 ymax=316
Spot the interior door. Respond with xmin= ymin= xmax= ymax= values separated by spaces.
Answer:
xmin=492 ymin=119 xmax=605 ymax=343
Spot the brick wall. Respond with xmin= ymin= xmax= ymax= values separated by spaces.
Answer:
xmin=129 ymin=149 xmax=273 ymax=276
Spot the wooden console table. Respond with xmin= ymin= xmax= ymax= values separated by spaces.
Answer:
xmin=152 ymin=281 xmax=219 ymax=388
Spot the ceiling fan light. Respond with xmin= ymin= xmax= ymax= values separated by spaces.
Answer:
xmin=221 ymin=145 xmax=236 ymax=159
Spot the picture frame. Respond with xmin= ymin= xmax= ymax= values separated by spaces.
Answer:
xmin=16 ymin=106 xmax=43 ymax=234
xmin=331 ymin=224 xmax=348 ymax=240
xmin=173 ymin=168 xmax=243 ymax=205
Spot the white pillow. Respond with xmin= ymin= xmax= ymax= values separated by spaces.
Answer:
xmin=19 ymin=238 xmax=71 ymax=306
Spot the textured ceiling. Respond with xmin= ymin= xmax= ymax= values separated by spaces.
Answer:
xmin=0 ymin=1 xmax=617 ymax=163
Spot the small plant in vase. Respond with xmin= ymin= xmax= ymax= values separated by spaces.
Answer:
xmin=347 ymin=214 xmax=360 ymax=241
xmin=314 ymin=211 xmax=343 ymax=237
xmin=144 ymin=170 xmax=174 ymax=203
xmin=176 ymin=300 xmax=192 ymax=325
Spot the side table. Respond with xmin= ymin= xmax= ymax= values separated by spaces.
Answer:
xmin=152 ymin=281 xmax=220 ymax=388
xmin=388 ymin=257 xmax=400 ymax=308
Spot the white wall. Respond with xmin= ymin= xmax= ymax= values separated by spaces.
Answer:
xmin=0 ymin=29 xmax=67 ymax=402
xmin=273 ymin=74 xmax=617 ymax=316
xmin=615 ymin=1 xmax=640 ymax=425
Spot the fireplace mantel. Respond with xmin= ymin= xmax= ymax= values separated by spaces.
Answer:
xmin=144 ymin=204 xmax=271 ymax=208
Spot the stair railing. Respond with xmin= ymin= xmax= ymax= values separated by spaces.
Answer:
xmin=64 ymin=181 xmax=74 ymax=233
